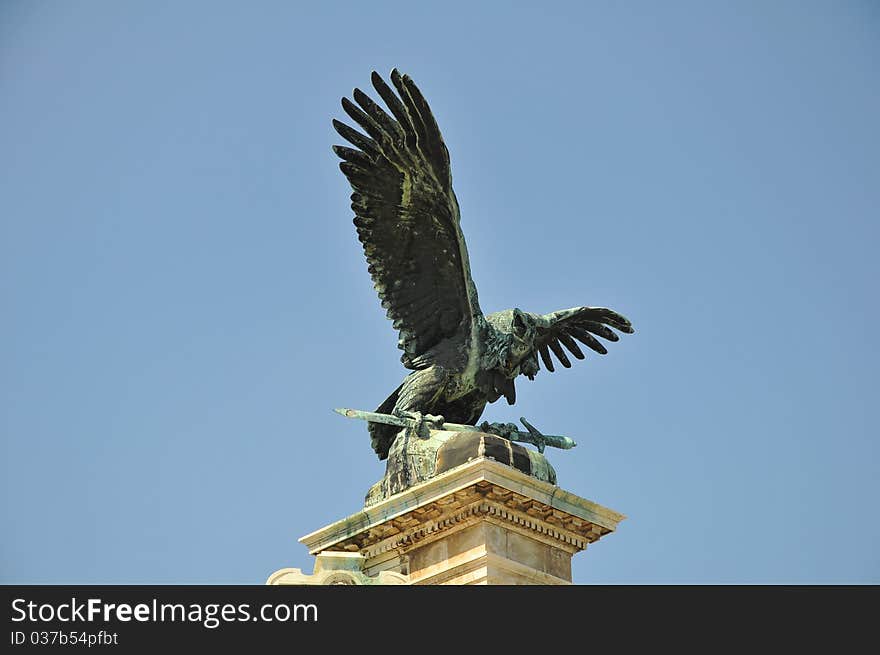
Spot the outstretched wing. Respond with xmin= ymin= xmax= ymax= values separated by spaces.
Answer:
xmin=533 ymin=307 xmax=634 ymax=373
xmin=332 ymin=69 xmax=482 ymax=369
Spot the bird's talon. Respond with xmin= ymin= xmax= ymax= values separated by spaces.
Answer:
xmin=480 ymin=421 xmax=519 ymax=440
xmin=396 ymin=410 xmax=444 ymax=439
xmin=424 ymin=413 xmax=445 ymax=427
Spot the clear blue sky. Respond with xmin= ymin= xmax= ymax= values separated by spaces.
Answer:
xmin=2 ymin=1 xmax=878 ymax=584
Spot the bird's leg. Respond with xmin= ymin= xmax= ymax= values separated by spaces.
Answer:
xmin=396 ymin=410 xmax=445 ymax=439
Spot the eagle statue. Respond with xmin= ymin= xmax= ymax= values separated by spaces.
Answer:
xmin=332 ymin=69 xmax=634 ymax=460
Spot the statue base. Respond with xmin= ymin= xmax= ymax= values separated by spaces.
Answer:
xmin=365 ymin=427 xmax=558 ymax=505
xmin=267 ymin=431 xmax=625 ymax=585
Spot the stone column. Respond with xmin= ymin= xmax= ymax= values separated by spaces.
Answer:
xmin=268 ymin=433 xmax=624 ymax=585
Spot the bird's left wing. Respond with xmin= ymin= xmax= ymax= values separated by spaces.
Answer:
xmin=532 ymin=306 xmax=634 ymax=373
xmin=332 ymin=70 xmax=482 ymax=369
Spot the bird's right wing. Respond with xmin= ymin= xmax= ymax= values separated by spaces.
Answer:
xmin=332 ymin=69 xmax=482 ymax=369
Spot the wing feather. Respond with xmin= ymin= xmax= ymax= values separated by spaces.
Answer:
xmin=557 ymin=333 xmax=585 ymax=360
xmin=547 ymin=338 xmax=572 ymax=368
xmin=538 ymin=345 xmax=555 ymax=373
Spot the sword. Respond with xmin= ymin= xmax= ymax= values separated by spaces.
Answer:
xmin=333 ymin=407 xmax=577 ymax=453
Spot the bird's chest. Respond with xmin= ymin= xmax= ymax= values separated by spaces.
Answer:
xmin=445 ymin=367 xmax=513 ymax=405
xmin=443 ymin=374 xmax=479 ymax=402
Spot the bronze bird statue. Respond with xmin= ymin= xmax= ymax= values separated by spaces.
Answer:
xmin=332 ymin=69 xmax=634 ymax=460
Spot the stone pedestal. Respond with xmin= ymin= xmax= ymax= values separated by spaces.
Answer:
xmin=267 ymin=445 xmax=624 ymax=585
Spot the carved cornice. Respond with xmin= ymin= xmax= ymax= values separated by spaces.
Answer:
xmin=330 ymin=480 xmax=614 ymax=559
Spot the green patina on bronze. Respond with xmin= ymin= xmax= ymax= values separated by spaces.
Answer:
xmin=331 ymin=69 xmax=635 ymax=471
xmin=335 ymin=408 xmax=576 ymax=453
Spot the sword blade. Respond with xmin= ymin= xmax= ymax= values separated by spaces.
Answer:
xmin=333 ymin=407 xmax=410 ymax=427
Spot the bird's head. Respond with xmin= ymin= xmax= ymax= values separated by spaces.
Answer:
xmin=486 ymin=308 xmax=544 ymax=379
xmin=508 ymin=308 xmax=536 ymax=359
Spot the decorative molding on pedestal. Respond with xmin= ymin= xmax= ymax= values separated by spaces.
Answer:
xmin=268 ymin=453 xmax=625 ymax=585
